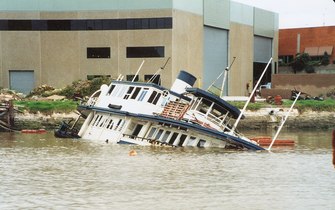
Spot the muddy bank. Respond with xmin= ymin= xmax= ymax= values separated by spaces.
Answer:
xmin=13 ymin=112 xmax=84 ymax=131
xmin=239 ymin=108 xmax=335 ymax=130
xmin=11 ymin=108 xmax=335 ymax=131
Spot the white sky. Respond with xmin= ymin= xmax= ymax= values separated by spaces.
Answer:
xmin=233 ymin=0 xmax=335 ymax=28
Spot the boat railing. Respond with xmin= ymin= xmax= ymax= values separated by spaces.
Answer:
xmin=122 ymin=134 xmax=173 ymax=146
xmin=85 ymin=89 xmax=101 ymax=106
xmin=86 ymin=97 xmax=98 ymax=106
xmin=187 ymin=110 xmax=226 ymax=130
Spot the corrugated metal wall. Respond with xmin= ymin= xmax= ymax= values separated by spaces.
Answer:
xmin=203 ymin=26 xmax=228 ymax=94
xmin=254 ymin=36 xmax=272 ymax=63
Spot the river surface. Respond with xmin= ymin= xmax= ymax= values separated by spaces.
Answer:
xmin=0 ymin=129 xmax=334 ymax=210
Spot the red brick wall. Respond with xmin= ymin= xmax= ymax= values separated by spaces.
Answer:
xmin=279 ymin=26 xmax=335 ymax=63
xmin=271 ymin=74 xmax=335 ymax=97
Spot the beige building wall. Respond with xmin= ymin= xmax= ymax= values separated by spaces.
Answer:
xmin=0 ymin=10 xmax=177 ymax=89
xmin=172 ymin=9 xmax=203 ymax=88
xmin=40 ymin=31 xmax=80 ymax=87
xmin=0 ymin=1 xmax=278 ymax=94
xmin=228 ymin=22 xmax=254 ymax=96
xmin=1 ymin=32 xmax=41 ymax=88
xmin=272 ymin=30 xmax=279 ymax=73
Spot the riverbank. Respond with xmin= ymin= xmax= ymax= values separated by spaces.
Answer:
xmin=11 ymin=108 xmax=335 ymax=131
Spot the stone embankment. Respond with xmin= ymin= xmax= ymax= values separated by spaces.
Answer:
xmin=12 ymin=108 xmax=335 ymax=131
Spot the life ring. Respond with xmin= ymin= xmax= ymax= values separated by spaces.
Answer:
xmin=162 ymin=90 xmax=169 ymax=98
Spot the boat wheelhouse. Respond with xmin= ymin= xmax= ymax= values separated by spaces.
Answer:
xmin=57 ymin=70 xmax=265 ymax=150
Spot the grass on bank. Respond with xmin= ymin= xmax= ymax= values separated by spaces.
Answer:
xmin=14 ymin=100 xmax=78 ymax=114
xmin=13 ymin=98 xmax=335 ymax=114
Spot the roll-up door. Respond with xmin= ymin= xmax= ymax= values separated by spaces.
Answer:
xmin=204 ymin=26 xmax=228 ymax=95
xmin=9 ymin=70 xmax=35 ymax=95
xmin=254 ymin=36 xmax=272 ymax=63
xmin=253 ymin=36 xmax=272 ymax=85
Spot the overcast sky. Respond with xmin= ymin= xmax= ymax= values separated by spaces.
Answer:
xmin=233 ymin=0 xmax=335 ymax=28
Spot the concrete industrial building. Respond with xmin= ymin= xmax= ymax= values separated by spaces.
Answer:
xmin=0 ymin=0 xmax=278 ymax=95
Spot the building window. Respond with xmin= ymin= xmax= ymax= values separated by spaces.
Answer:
xmin=127 ymin=46 xmax=165 ymax=58
xmin=87 ymin=75 xmax=111 ymax=80
xmin=47 ymin=20 xmax=71 ymax=30
xmin=0 ymin=17 xmax=172 ymax=31
xmin=279 ymin=55 xmax=294 ymax=65
xmin=144 ymin=74 xmax=161 ymax=85
xmin=126 ymin=75 xmax=139 ymax=82
xmin=87 ymin=47 xmax=110 ymax=59
xmin=8 ymin=20 xmax=32 ymax=30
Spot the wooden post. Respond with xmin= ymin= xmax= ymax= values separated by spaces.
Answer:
xmin=8 ymin=100 xmax=14 ymax=127
xmin=332 ymin=130 xmax=335 ymax=168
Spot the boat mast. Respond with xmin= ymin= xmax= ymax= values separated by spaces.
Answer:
xmin=230 ymin=57 xmax=273 ymax=134
xmin=267 ymin=91 xmax=301 ymax=151
xmin=147 ymin=57 xmax=171 ymax=84
xmin=221 ymin=56 xmax=236 ymax=97
xmin=206 ymin=57 xmax=236 ymax=96
xmin=132 ymin=60 xmax=145 ymax=82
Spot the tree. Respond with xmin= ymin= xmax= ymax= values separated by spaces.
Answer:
xmin=291 ymin=53 xmax=311 ymax=73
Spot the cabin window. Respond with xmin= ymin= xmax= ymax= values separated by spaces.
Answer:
xmin=114 ymin=119 xmax=122 ymax=130
xmin=108 ymin=85 xmax=116 ymax=95
xmin=187 ymin=136 xmax=197 ymax=146
xmin=91 ymin=115 xmax=99 ymax=126
xmin=95 ymin=115 xmax=103 ymax=127
xmin=99 ymin=117 xmax=107 ymax=127
xmin=178 ymin=134 xmax=187 ymax=147
xmin=152 ymin=93 xmax=161 ymax=105
xmin=117 ymin=86 xmax=128 ymax=98
xmin=118 ymin=120 xmax=126 ymax=131
xmin=131 ymin=87 xmax=141 ymax=99
xmin=161 ymin=131 xmax=171 ymax=142
xmin=111 ymin=85 xmax=120 ymax=97
xmin=168 ymin=132 xmax=179 ymax=145
xmin=197 ymin=139 xmax=206 ymax=148
xmin=147 ymin=127 xmax=157 ymax=139
xmin=124 ymin=86 xmax=134 ymax=99
xmin=138 ymin=88 xmax=149 ymax=101
xmin=107 ymin=119 xmax=114 ymax=129
xmin=131 ymin=124 xmax=143 ymax=139
xmin=155 ymin=129 xmax=164 ymax=140
xmin=147 ymin=91 xmax=157 ymax=103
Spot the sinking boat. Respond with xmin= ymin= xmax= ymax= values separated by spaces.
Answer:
xmin=56 ymin=70 xmax=265 ymax=150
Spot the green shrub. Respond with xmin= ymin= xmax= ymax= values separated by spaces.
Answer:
xmin=305 ymin=65 xmax=315 ymax=73
xmin=292 ymin=53 xmax=311 ymax=73
xmin=321 ymin=52 xmax=330 ymax=66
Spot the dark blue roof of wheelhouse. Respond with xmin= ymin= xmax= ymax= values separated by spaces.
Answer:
xmin=186 ymin=88 xmax=244 ymax=119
